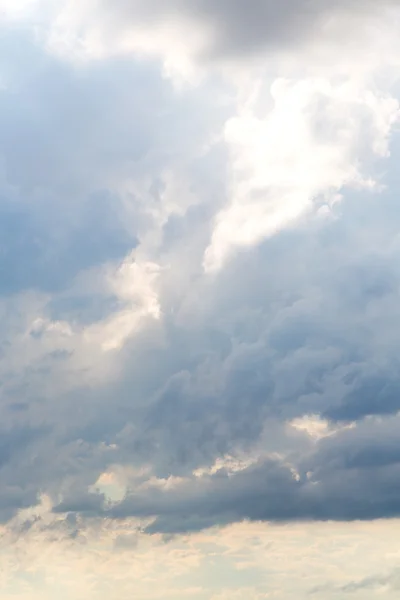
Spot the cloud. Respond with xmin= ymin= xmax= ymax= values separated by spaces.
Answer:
xmin=39 ymin=0 xmax=399 ymax=70
xmin=204 ymin=78 xmax=398 ymax=271
xmin=5 ymin=181 xmax=400 ymax=528
xmin=50 ymin=411 xmax=400 ymax=535
xmin=311 ymin=569 xmax=400 ymax=595
xmin=2 ymin=0 xmax=400 ymax=581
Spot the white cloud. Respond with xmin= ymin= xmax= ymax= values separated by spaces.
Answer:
xmin=288 ymin=414 xmax=355 ymax=441
xmin=203 ymin=78 xmax=399 ymax=271
xmin=84 ymin=255 xmax=161 ymax=351
xmin=0 ymin=0 xmax=42 ymax=21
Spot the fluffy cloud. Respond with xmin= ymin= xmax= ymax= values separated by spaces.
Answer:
xmin=51 ymin=410 xmax=400 ymax=534
xmin=204 ymin=78 xmax=398 ymax=270
xmin=2 ymin=6 xmax=400 ymax=600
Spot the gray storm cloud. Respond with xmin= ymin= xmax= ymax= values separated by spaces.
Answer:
xmin=1 ymin=0 xmax=400 ymax=538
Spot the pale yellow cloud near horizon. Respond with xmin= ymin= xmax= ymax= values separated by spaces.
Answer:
xmin=2 ymin=512 xmax=400 ymax=599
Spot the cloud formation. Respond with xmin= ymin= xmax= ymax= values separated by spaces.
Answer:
xmin=2 ymin=7 xmax=400 ymax=600
xmin=41 ymin=0 xmax=399 ymax=67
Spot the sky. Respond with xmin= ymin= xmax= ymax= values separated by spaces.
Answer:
xmin=2 ymin=1 xmax=400 ymax=598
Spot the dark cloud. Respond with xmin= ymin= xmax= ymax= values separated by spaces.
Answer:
xmin=5 ymin=180 xmax=400 ymax=527
xmin=0 ymin=28 xmax=226 ymax=296
xmin=93 ymin=0 xmax=395 ymax=61
xmin=0 ymin=31 xmax=144 ymax=294
xmin=0 ymin=192 xmax=135 ymax=295
xmin=324 ymin=375 xmax=400 ymax=422
xmin=54 ymin=413 xmax=400 ymax=533
xmin=6 ymin=179 xmax=400 ymax=527
xmin=1 ymin=4 xmax=400 ymax=537
xmin=44 ymin=177 xmax=400 ymax=531
xmin=0 ymin=425 xmax=50 ymax=469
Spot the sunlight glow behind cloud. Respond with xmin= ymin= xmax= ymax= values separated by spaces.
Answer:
xmin=1 ymin=1 xmax=400 ymax=599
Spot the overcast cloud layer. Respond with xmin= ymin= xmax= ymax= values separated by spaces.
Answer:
xmin=2 ymin=1 xmax=400 ymax=598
